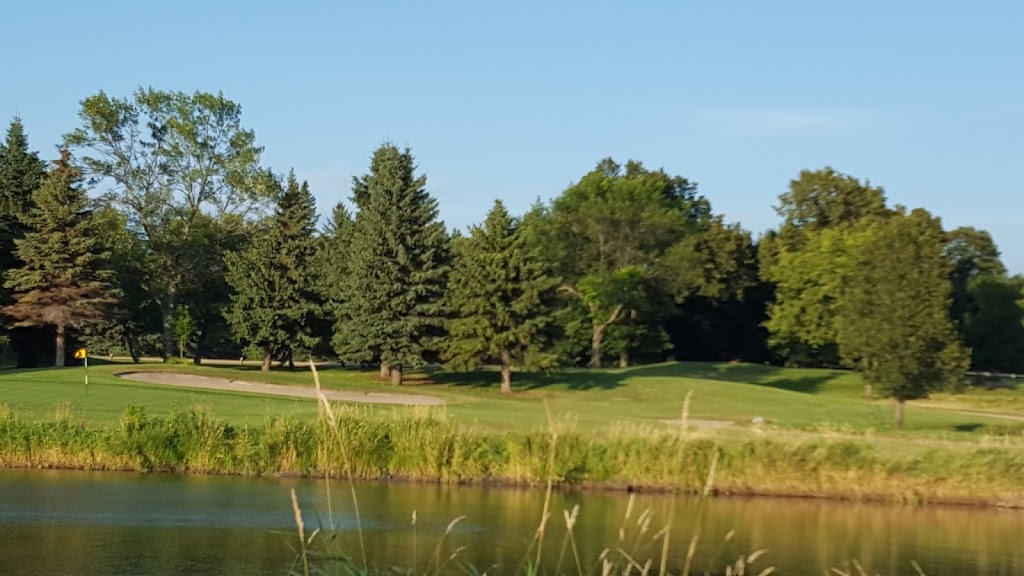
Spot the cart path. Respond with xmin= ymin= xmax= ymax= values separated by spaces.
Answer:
xmin=115 ymin=371 xmax=445 ymax=406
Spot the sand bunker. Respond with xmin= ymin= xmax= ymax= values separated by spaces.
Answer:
xmin=116 ymin=371 xmax=445 ymax=406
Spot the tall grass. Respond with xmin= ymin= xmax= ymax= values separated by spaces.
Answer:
xmin=0 ymin=399 xmax=1023 ymax=507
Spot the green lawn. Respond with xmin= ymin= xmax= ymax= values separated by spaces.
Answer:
xmin=2 ymin=360 xmax=1023 ymax=442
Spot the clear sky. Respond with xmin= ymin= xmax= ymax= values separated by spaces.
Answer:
xmin=3 ymin=1 xmax=1022 ymax=272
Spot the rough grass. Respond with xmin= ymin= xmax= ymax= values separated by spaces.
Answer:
xmin=1 ymin=403 xmax=1023 ymax=509
xmin=2 ymin=360 xmax=1024 ymax=506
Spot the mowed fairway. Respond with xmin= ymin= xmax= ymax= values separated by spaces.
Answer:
xmin=1 ymin=360 xmax=1022 ymax=441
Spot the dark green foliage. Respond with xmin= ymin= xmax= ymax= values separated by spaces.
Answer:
xmin=332 ymin=144 xmax=450 ymax=383
xmin=317 ymin=201 xmax=354 ymax=359
xmin=79 ymin=207 xmax=162 ymax=362
xmin=537 ymin=158 xmax=717 ymax=367
xmin=0 ymin=118 xmax=48 ymax=365
xmin=836 ymin=209 xmax=969 ymax=426
xmin=2 ymin=151 xmax=116 ymax=367
xmin=225 ymin=172 xmax=321 ymax=370
xmin=961 ymin=275 xmax=1024 ymax=372
xmin=443 ymin=200 xmax=558 ymax=392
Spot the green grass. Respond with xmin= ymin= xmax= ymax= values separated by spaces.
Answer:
xmin=1 ymin=360 xmax=1023 ymax=439
xmin=2 ymin=360 xmax=1024 ymax=506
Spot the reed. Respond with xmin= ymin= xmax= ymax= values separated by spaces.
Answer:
xmin=0 ymin=401 xmax=1022 ymax=508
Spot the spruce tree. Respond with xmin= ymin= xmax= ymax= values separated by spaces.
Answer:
xmin=319 ymin=201 xmax=354 ymax=358
xmin=224 ymin=172 xmax=321 ymax=371
xmin=443 ymin=200 xmax=557 ymax=393
xmin=3 ymin=150 xmax=115 ymax=367
xmin=0 ymin=118 xmax=48 ymax=364
xmin=333 ymin=144 xmax=449 ymax=384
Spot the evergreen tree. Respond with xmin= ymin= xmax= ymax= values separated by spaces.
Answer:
xmin=224 ymin=172 xmax=321 ymax=371
xmin=333 ymin=144 xmax=449 ymax=384
xmin=0 ymin=117 xmax=48 ymax=364
xmin=836 ymin=209 xmax=968 ymax=427
xmin=443 ymin=200 xmax=558 ymax=393
xmin=3 ymin=150 xmax=116 ymax=367
xmin=319 ymin=201 xmax=354 ymax=359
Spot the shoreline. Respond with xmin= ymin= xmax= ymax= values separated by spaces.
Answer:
xmin=0 ymin=459 xmax=1019 ymax=508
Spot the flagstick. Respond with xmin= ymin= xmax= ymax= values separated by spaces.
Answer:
xmin=84 ymin=353 xmax=89 ymax=395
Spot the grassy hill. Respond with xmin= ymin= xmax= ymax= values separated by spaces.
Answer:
xmin=1 ymin=360 xmax=1020 ymax=440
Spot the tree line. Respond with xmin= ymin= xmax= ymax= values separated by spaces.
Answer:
xmin=1 ymin=89 xmax=1021 ymax=422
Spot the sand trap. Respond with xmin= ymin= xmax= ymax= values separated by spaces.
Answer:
xmin=116 ymin=371 xmax=445 ymax=406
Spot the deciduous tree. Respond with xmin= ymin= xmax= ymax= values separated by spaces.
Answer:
xmin=836 ymin=209 xmax=968 ymax=427
xmin=65 ymin=88 xmax=272 ymax=360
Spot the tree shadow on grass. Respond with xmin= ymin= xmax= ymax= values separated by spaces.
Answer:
xmin=577 ymin=361 xmax=844 ymax=394
xmin=430 ymin=369 xmax=629 ymax=391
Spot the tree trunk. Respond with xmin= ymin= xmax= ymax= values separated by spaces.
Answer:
xmin=864 ymin=383 xmax=873 ymax=398
xmin=618 ymin=350 xmax=629 ymax=369
xmin=261 ymin=350 xmax=272 ymax=372
xmin=127 ymin=337 xmax=139 ymax=363
xmin=161 ymin=283 xmax=178 ymax=361
xmin=54 ymin=324 xmax=66 ymax=368
xmin=390 ymin=364 xmax=403 ymax=386
xmin=589 ymin=326 xmax=604 ymax=368
xmin=587 ymin=304 xmax=624 ymax=369
xmin=894 ymin=399 xmax=906 ymax=428
xmin=287 ymin=349 xmax=294 ymax=371
xmin=379 ymin=363 xmax=391 ymax=380
xmin=500 ymin=347 xmax=512 ymax=394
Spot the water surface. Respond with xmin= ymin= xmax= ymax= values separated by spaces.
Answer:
xmin=0 ymin=469 xmax=1021 ymax=575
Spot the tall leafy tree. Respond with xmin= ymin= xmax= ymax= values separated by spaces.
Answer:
xmin=225 ymin=173 xmax=321 ymax=371
xmin=961 ymin=275 xmax=1024 ymax=372
xmin=761 ymin=168 xmax=892 ymax=367
xmin=443 ymin=200 xmax=558 ymax=393
xmin=3 ymin=151 xmax=116 ymax=366
xmin=836 ymin=209 xmax=968 ymax=427
xmin=944 ymin=226 xmax=1007 ymax=328
xmin=65 ymin=88 xmax=272 ymax=360
xmin=539 ymin=158 xmax=711 ymax=367
xmin=0 ymin=117 xmax=48 ymax=365
xmin=333 ymin=144 xmax=449 ymax=384
xmin=79 ymin=207 xmax=161 ymax=362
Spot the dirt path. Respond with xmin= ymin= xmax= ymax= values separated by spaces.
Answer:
xmin=115 ymin=372 xmax=445 ymax=406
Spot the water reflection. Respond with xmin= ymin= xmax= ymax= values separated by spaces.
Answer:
xmin=0 ymin=470 xmax=1021 ymax=575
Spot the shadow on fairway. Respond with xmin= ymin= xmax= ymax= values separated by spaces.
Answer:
xmin=431 ymin=368 xmax=628 ymax=391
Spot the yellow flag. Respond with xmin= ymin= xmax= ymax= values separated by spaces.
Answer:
xmin=73 ymin=348 xmax=87 ymax=360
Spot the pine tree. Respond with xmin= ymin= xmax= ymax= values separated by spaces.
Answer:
xmin=443 ymin=200 xmax=558 ymax=393
xmin=333 ymin=144 xmax=449 ymax=385
xmin=224 ymin=172 xmax=321 ymax=371
xmin=319 ymin=201 xmax=354 ymax=358
xmin=3 ymin=150 xmax=116 ymax=367
xmin=836 ymin=209 xmax=969 ymax=427
xmin=0 ymin=117 xmax=48 ymax=364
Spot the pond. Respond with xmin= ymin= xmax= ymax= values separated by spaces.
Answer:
xmin=0 ymin=469 xmax=1021 ymax=575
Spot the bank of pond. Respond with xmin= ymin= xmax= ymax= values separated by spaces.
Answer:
xmin=0 ymin=404 xmax=1022 ymax=510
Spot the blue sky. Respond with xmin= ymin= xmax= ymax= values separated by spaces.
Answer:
xmin=3 ymin=1 xmax=1022 ymax=272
